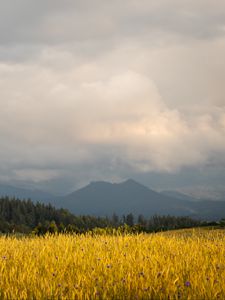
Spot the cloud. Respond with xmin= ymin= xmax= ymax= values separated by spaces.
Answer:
xmin=0 ymin=59 xmax=225 ymax=184
xmin=0 ymin=0 xmax=225 ymax=188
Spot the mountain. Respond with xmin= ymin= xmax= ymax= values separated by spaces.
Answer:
xmin=0 ymin=183 xmax=54 ymax=203
xmin=55 ymin=179 xmax=198 ymax=217
xmin=1 ymin=180 xmax=225 ymax=220
xmin=54 ymin=179 xmax=225 ymax=220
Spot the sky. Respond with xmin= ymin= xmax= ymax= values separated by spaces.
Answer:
xmin=0 ymin=0 xmax=225 ymax=195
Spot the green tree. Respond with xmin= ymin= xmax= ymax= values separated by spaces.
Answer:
xmin=48 ymin=221 xmax=58 ymax=234
xmin=126 ymin=213 xmax=134 ymax=227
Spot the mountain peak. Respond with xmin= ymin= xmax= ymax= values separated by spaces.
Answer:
xmin=89 ymin=181 xmax=113 ymax=186
xmin=123 ymin=178 xmax=138 ymax=185
xmin=89 ymin=179 xmax=141 ymax=188
xmin=120 ymin=178 xmax=151 ymax=190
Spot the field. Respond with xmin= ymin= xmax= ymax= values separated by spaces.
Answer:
xmin=0 ymin=229 xmax=224 ymax=299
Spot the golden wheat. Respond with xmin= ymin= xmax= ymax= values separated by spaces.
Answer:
xmin=0 ymin=229 xmax=224 ymax=299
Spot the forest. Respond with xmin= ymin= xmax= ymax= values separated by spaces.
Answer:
xmin=0 ymin=196 xmax=221 ymax=234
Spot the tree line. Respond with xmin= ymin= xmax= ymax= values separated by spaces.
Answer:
xmin=0 ymin=196 xmax=222 ymax=235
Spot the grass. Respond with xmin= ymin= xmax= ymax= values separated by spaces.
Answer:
xmin=0 ymin=229 xmax=224 ymax=299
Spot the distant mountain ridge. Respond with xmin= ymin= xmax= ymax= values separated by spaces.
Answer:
xmin=1 ymin=179 xmax=225 ymax=220
xmin=0 ymin=183 xmax=54 ymax=202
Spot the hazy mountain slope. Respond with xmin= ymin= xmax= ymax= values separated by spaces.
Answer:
xmin=160 ymin=190 xmax=197 ymax=202
xmin=190 ymin=200 xmax=225 ymax=220
xmin=0 ymin=183 xmax=54 ymax=203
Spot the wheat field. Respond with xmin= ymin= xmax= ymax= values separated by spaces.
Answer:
xmin=0 ymin=229 xmax=224 ymax=299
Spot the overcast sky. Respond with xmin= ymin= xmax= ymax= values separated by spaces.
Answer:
xmin=0 ymin=0 xmax=225 ymax=193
